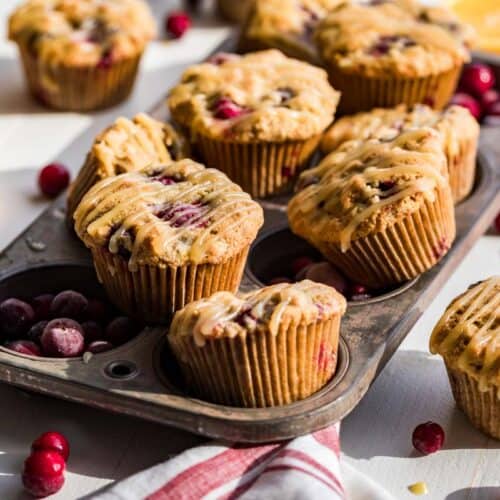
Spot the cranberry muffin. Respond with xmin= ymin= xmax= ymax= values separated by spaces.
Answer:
xmin=8 ymin=0 xmax=156 ymax=111
xmin=288 ymin=128 xmax=456 ymax=288
xmin=314 ymin=2 xmax=469 ymax=113
xmin=430 ymin=277 xmax=500 ymax=439
xmin=168 ymin=50 xmax=340 ymax=198
xmin=321 ymin=104 xmax=479 ymax=203
xmin=67 ymin=113 xmax=187 ymax=223
xmin=168 ymin=280 xmax=347 ymax=407
xmin=74 ymin=160 xmax=264 ymax=322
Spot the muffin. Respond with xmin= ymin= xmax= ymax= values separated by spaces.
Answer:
xmin=430 ymin=277 xmax=500 ymax=439
xmin=321 ymin=104 xmax=480 ymax=203
xmin=74 ymin=160 xmax=264 ymax=323
xmin=67 ymin=113 xmax=188 ymax=223
xmin=314 ymin=2 xmax=469 ymax=113
xmin=288 ymin=127 xmax=456 ymax=289
xmin=168 ymin=280 xmax=347 ymax=407
xmin=167 ymin=50 xmax=340 ymax=198
xmin=8 ymin=0 xmax=156 ymax=111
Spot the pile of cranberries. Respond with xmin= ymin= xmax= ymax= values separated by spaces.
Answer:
xmin=0 ymin=290 xmax=140 ymax=358
xmin=23 ymin=431 xmax=69 ymax=497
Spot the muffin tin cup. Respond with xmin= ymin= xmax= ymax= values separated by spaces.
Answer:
xmin=446 ymin=365 xmax=500 ymax=440
xmin=91 ymin=247 xmax=250 ymax=323
xmin=194 ymin=134 xmax=322 ymax=198
xmin=309 ymin=186 xmax=456 ymax=289
xmin=327 ymin=63 xmax=462 ymax=114
xmin=447 ymin=133 xmax=479 ymax=204
xmin=18 ymin=45 xmax=142 ymax=112
xmin=169 ymin=315 xmax=341 ymax=408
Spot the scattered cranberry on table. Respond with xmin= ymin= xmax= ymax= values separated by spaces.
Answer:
xmin=4 ymin=340 xmax=41 ymax=357
xmin=165 ymin=11 xmax=191 ymax=39
xmin=459 ymin=63 xmax=495 ymax=97
xmin=38 ymin=163 xmax=70 ymax=198
xmin=22 ymin=450 xmax=66 ymax=498
xmin=412 ymin=421 xmax=445 ymax=455
xmin=32 ymin=432 xmax=70 ymax=461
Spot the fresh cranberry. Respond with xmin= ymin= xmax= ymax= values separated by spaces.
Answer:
xmin=412 ymin=421 xmax=445 ymax=454
xmin=459 ymin=63 xmax=495 ymax=97
xmin=4 ymin=340 xmax=41 ymax=356
xmin=96 ymin=51 xmax=113 ymax=70
xmin=23 ymin=451 xmax=65 ymax=498
xmin=31 ymin=294 xmax=54 ymax=321
xmin=486 ymin=100 xmax=500 ymax=117
xmin=480 ymin=89 xmax=500 ymax=114
xmin=27 ymin=320 xmax=49 ymax=344
xmin=85 ymin=298 xmax=108 ymax=322
xmin=81 ymin=321 xmax=104 ymax=343
xmin=165 ymin=11 xmax=191 ymax=39
xmin=38 ymin=163 xmax=70 ymax=198
xmin=155 ymin=202 xmax=208 ymax=228
xmin=207 ymin=52 xmax=238 ymax=65
xmin=213 ymin=97 xmax=246 ymax=120
xmin=495 ymin=212 xmax=500 ymax=233
xmin=449 ymin=93 xmax=481 ymax=120
xmin=268 ymin=277 xmax=293 ymax=285
xmin=105 ymin=317 xmax=137 ymax=346
xmin=291 ymin=256 xmax=315 ymax=276
xmin=0 ymin=298 xmax=35 ymax=338
xmin=156 ymin=175 xmax=178 ymax=186
xmin=348 ymin=283 xmax=372 ymax=301
xmin=304 ymin=262 xmax=348 ymax=295
xmin=32 ymin=432 xmax=70 ymax=461
xmin=50 ymin=290 xmax=88 ymax=320
xmin=87 ymin=340 xmax=114 ymax=354
xmin=41 ymin=319 xmax=85 ymax=358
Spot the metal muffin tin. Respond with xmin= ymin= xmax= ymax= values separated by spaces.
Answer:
xmin=0 ymin=45 xmax=499 ymax=444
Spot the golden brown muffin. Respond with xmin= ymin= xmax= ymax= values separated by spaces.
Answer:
xmin=168 ymin=280 xmax=347 ymax=407
xmin=8 ymin=0 xmax=156 ymax=110
xmin=321 ymin=104 xmax=479 ymax=203
xmin=288 ymin=127 xmax=456 ymax=288
xmin=74 ymin=159 xmax=264 ymax=322
xmin=430 ymin=277 xmax=500 ymax=439
xmin=168 ymin=50 xmax=340 ymax=198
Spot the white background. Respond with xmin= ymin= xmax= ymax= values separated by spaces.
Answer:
xmin=0 ymin=1 xmax=499 ymax=499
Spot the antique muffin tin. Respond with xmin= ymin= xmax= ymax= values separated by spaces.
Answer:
xmin=0 ymin=42 xmax=499 ymax=443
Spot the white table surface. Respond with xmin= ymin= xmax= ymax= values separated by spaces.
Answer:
xmin=0 ymin=1 xmax=499 ymax=499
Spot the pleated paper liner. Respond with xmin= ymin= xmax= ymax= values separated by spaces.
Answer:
xmin=446 ymin=364 xmax=500 ymax=440
xmin=314 ymin=186 xmax=456 ymax=289
xmin=326 ymin=64 xmax=462 ymax=115
xmin=446 ymin=133 xmax=478 ymax=204
xmin=169 ymin=315 xmax=341 ymax=408
xmin=91 ymin=247 xmax=249 ymax=323
xmin=18 ymin=45 xmax=142 ymax=111
xmin=194 ymin=134 xmax=322 ymax=198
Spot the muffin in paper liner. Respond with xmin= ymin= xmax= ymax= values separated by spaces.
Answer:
xmin=8 ymin=0 xmax=156 ymax=111
xmin=321 ymin=104 xmax=479 ymax=204
xmin=430 ymin=277 xmax=500 ymax=440
xmin=168 ymin=50 xmax=339 ymax=198
xmin=67 ymin=113 xmax=188 ymax=224
xmin=73 ymin=160 xmax=263 ymax=323
xmin=288 ymin=128 xmax=456 ymax=289
xmin=168 ymin=280 xmax=346 ymax=407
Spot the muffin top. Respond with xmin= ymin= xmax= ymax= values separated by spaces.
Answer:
xmin=321 ymin=104 xmax=479 ymax=155
xmin=8 ymin=0 xmax=156 ymax=66
xmin=288 ymin=128 xmax=449 ymax=252
xmin=314 ymin=2 xmax=469 ymax=77
xmin=430 ymin=277 xmax=500 ymax=393
xmin=74 ymin=159 xmax=264 ymax=269
xmin=169 ymin=280 xmax=347 ymax=347
xmin=167 ymin=50 xmax=340 ymax=142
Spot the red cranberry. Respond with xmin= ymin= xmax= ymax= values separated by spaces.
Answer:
xmin=495 ymin=212 xmax=500 ymax=233
xmin=50 ymin=290 xmax=88 ymax=320
xmin=32 ymin=432 xmax=70 ymax=461
xmin=81 ymin=321 xmax=104 ymax=343
xmin=480 ymin=89 xmax=500 ymax=114
xmin=459 ymin=63 xmax=495 ymax=97
xmin=291 ymin=256 xmax=315 ymax=276
xmin=85 ymin=298 xmax=108 ymax=322
xmin=304 ymin=262 xmax=348 ymax=295
xmin=156 ymin=175 xmax=178 ymax=186
xmin=41 ymin=319 xmax=85 ymax=358
xmin=449 ymin=93 xmax=481 ymax=120
xmin=27 ymin=320 xmax=49 ymax=344
xmin=97 ymin=51 xmax=113 ymax=70
xmin=31 ymin=294 xmax=54 ymax=321
xmin=486 ymin=100 xmax=500 ymax=117
xmin=105 ymin=317 xmax=137 ymax=346
xmin=268 ymin=276 xmax=293 ymax=285
xmin=87 ymin=340 xmax=114 ymax=354
xmin=165 ymin=11 xmax=191 ymax=39
xmin=412 ymin=421 xmax=445 ymax=454
xmin=155 ymin=202 xmax=208 ymax=228
xmin=207 ymin=52 xmax=238 ymax=65
xmin=23 ymin=451 xmax=65 ymax=498
xmin=38 ymin=163 xmax=70 ymax=198
xmin=348 ymin=283 xmax=372 ymax=301
xmin=4 ymin=340 xmax=41 ymax=356
xmin=213 ymin=98 xmax=246 ymax=120
xmin=0 ymin=298 xmax=35 ymax=338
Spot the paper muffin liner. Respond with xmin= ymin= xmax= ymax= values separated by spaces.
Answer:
xmin=91 ymin=247 xmax=249 ymax=323
xmin=18 ymin=45 xmax=142 ymax=111
xmin=446 ymin=133 xmax=478 ymax=204
xmin=169 ymin=315 xmax=341 ymax=408
xmin=194 ymin=134 xmax=322 ymax=198
xmin=446 ymin=364 xmax=499 ymax=440
xmin=326 ymin=64 xmax=462 ymax=115
xmin=317 ymin=186 xmax=455 ymax=289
